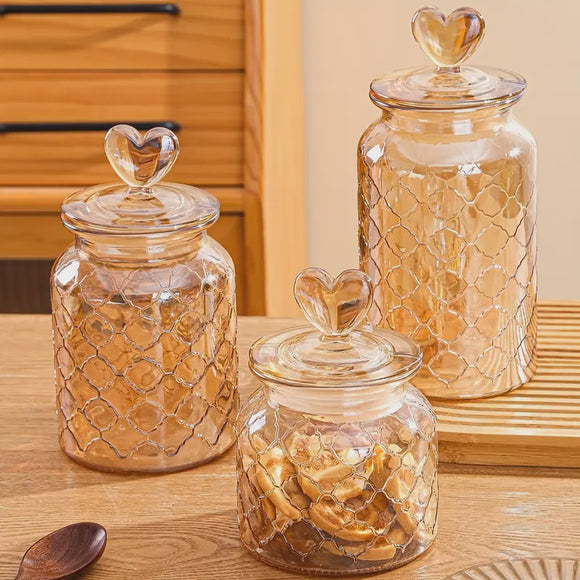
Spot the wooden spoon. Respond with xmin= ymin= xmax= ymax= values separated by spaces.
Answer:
xmin=15 ymin=522 xmax=107 ymax=580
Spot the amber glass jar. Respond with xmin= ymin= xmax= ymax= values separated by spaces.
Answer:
xmin=51 ymin=125 xmax=238 ymax=472
xmin=358 ymin=7 xmax=537 ymax=399
xmin=237 ymin=268 xmax=438 ymax=575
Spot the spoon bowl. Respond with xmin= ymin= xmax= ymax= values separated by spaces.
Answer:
xmin=16 ymin=522 xmax=107 ymax=580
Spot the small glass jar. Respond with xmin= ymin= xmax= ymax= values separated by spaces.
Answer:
xmin=237 ymin=268 xmax=438 ymax=575
xmin=51 ymin=125 xmax=238 ymax=473
xmin=358 ymin=7 xmax=537 ymax=399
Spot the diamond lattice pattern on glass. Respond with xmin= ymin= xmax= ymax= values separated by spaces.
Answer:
xmin=52 ymin=249 xmax=238 ymax=472
xmin=359 ymin=116 xmax=537 ymax=399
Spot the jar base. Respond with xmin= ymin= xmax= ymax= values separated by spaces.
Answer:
xmin=419 ymin=375 xmax=531 ymax=401
xmin=415 ymin=355 xmax=536 ymax=400
xmin=60 ymin=439 xmax=235 ymax=474
xmin=242 ymin=538 xmax=435 ymax=577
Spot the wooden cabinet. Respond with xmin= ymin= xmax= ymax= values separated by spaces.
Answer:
xmin=0 ymin=0 xmax=307 ymax=316
xmin=0 ymin=0 xmax=265 ymax=315
xmin=0 ymin=0 xmax=244 ymax=70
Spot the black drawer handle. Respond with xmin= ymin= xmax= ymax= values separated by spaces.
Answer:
xmin=0 ymin=121 xmax=181 ymax=133
xmin=0 ymin=3 xmax=180 ymax=16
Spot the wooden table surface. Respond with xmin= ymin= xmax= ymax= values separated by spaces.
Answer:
xmin=1 ymin=314 xmax=579 ymax=579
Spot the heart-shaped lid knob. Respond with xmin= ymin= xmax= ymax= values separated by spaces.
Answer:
xmin=248 ymin=267 xmax=422 ymax=389
xmin=294 ymin=268 xmax=372 ymax=339
xmin=412 ymin=6 xmax=485 ymax=70
xmin=105 ymin=124 xmax=180 ymax=188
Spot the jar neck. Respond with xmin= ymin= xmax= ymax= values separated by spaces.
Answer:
xmin=381 ymin=105 xmax=513 ymax=135
xmin=75 ymin=229 xmax=206 ymax=263
xmin=266 ymin=381 xmax=406 ymax=422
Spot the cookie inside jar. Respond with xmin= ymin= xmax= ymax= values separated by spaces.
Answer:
xmin=237 ymin=268 xmax=439 ymax=575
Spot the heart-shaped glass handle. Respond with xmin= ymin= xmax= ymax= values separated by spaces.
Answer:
xmin=104 ymin=124 xmax=180 ymax=188
xmin=411 ymin=6 xmax=485 ymax=70
xmin=294 ymin=268 xmax=373 ymax=340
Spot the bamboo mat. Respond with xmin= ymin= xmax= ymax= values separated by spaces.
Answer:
xmin=435 ymin=301 xmax=580 ymax=467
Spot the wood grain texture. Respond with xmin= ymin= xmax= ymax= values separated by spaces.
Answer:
xmin=435 ymin=302 xmax=580 ymax=467
xmin=0 ymin=313 xmax=579 ymax=579
xmin=241 ymin=0 xmax=266 ymax=315
xmin=244 ymin=0 xmax=306 ymax=317
xmin=0 ymin=71 xmax=243 ymax=186
xmin=243 ymin=0 xmax=263 ymax=206
xmin=0 ymin=0 xmax=244 ymax=70
xmin=241 ymin=187 xmax=266 ymax=315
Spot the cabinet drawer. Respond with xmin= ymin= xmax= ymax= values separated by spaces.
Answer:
xmin=0 ymin=0 xmax=243 ymax=70
xmin=0 ymin=71 xmax=243 ymax=186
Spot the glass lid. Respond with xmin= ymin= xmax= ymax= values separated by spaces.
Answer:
xmin=62 ymin=124 xmax=219 ymax=235
xmin=370 ymin=6 xmax=526 ymax=111
xmin=249 ymin=268 xmax=422 ymax=388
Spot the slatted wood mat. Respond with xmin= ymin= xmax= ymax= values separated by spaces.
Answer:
xmin=435 ymin=301 xmax=580 ymax=467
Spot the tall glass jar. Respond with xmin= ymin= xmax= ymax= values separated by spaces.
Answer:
xmin=51 ymin=125 xmax=238 ymax=472
xmin=237 ymin=268 xmax=438 ymax=575
xmin=358 ymin=7 xmax=537 ymax=399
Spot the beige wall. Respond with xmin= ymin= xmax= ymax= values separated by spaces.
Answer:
xmin=302 ymin=0 xmax=580 ymax=299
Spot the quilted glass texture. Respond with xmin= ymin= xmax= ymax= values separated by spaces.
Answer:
xmin=237 ymin=384 xmax=438 ymax=575
xmin=51 ymin=233 xmax=238 ymax=472
xmin=359 ymin=109 xmax=537 ymax=399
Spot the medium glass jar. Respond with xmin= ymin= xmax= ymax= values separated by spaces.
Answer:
xmin=237 ymin=268 xmax=438 ymax=575
xmin=358 ymin=7 xmax=537 ymax=399
xmin=51 ymin=125 xmax=238 ymax=473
